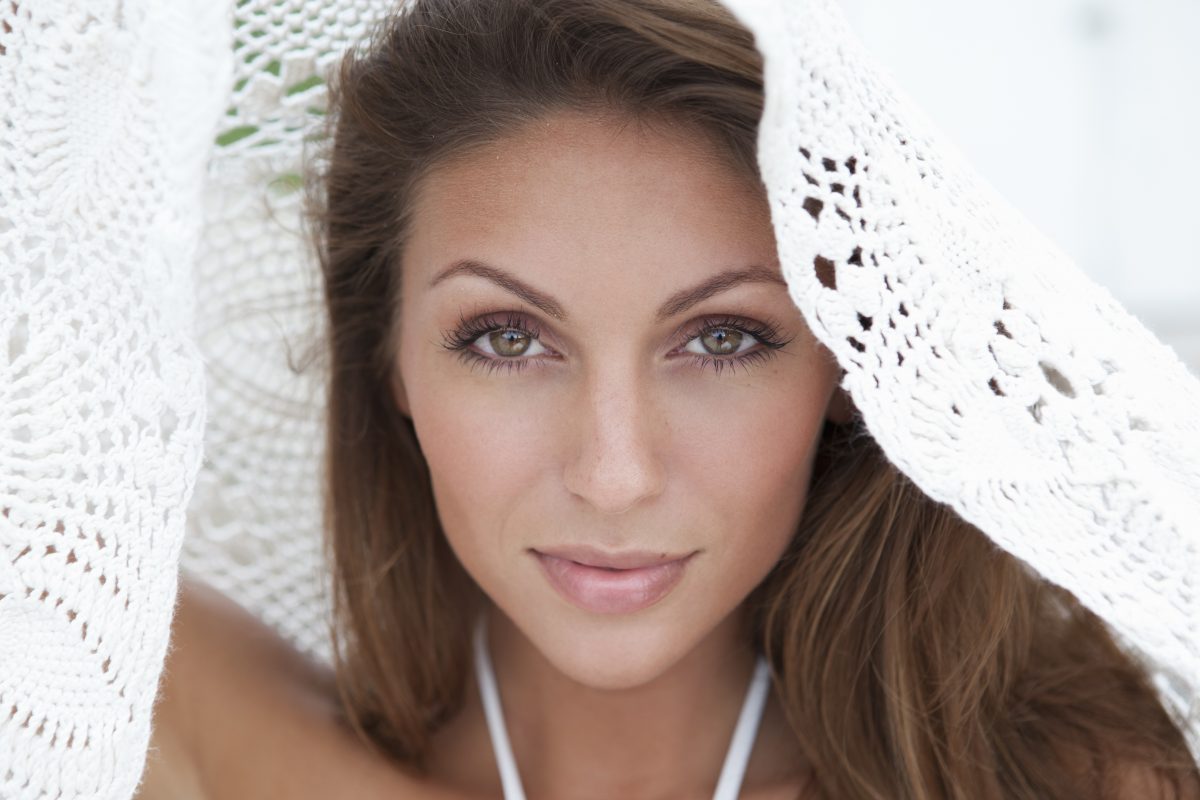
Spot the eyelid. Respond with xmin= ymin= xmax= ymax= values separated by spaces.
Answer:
xmin=441 ymin=308 xmax=565 ymax=359
xmin=672 ymin=314 xmax=792 ymax=354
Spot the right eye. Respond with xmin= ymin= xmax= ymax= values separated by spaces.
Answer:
xmin=440 ymin=310 xmax=559 ymax=375
xmin=473 ymin=326 xmax=552 ymax=359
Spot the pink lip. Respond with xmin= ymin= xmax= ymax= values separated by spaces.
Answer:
xmin=532 ymin=549 xmax=697 ymax=615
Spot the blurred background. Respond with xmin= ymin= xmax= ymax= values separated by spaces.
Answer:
xmin=841 ymin=0 xmax=1200 ymax=376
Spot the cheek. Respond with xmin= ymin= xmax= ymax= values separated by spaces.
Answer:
xmin=675 ymin=374 xmax=828 ymax=570
xmin=402 ymin=365 xmax=552 ymax=568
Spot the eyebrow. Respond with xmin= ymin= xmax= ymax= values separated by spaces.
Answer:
xmin=427 ymin=258 xmax=788 ymax=324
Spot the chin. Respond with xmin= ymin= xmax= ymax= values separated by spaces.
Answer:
xmin=527 ymin=608 xmax=704 ymax=692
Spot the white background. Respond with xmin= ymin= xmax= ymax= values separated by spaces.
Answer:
xmin=841 ymin=0 xmax=1200 ymax=375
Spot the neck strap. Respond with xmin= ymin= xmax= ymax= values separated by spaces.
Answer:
xmin=473 ymin=613 xmax=773 ymax=800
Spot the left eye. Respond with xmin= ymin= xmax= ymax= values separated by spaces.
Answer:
xmin=681 ymin=326 xmax=758 ymax=357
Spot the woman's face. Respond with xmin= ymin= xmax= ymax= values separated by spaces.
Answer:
xmin=392 ymin=109 xmax=846 ymax=690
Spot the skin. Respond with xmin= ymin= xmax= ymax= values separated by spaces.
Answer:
xmin=138 ymin=572 xmax=820 ymax=800
xmin=388 ymin=107 xmax=851 ymax=798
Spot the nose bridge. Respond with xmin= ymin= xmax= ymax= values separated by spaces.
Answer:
xmin=563 ymin=357 xmax=666 ymax=515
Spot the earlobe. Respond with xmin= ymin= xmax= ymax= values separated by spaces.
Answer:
xmin=390 ymin=369 xmax=411 ymax=418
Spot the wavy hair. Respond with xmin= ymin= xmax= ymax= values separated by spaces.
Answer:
xmin=306 ymin=0 xmax=1200 ymax=796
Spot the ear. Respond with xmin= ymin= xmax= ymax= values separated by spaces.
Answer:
xmin=389 ymin=368 xmax=411 ymax=418
xmin=825 ymin=383 xmax=855 ymax=425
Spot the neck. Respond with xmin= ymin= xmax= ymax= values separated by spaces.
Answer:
xmin=484 ymin=602 xmax=770 ymax=800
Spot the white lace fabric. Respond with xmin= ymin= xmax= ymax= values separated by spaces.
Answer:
xmin=1 ymin=0 xmax=1197 ymax=797
xmin=1 ymin=1 xmax=229 ymax=798
xmin=724 ymin=0 xmax=1200 ymax=757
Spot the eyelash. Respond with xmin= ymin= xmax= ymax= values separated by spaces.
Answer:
xmin=439 ymin=310 xmax=793 ymax=376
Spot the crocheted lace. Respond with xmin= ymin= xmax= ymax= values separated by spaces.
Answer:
xmin=729 ymin=0 xmax=1200 ymax=759
xmin=1 ymin=1 xmax=227 ymax=797
xmin=2 ymin=0 xmax=1196 ymax=797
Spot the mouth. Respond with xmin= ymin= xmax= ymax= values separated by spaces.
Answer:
xmin=530 ymin=549 xmax=697 ymax=615
xmin=531 ymin=545 xmax=696 ymax=570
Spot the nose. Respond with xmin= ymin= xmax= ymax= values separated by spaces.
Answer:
xmin=562 ymin=362 xmax=667 ymax=515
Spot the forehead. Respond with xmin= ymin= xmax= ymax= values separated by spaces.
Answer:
xmin=402 ymin=109 xmax=778 ymax=281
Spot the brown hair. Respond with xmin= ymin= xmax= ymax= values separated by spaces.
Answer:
xmin=307 ymin=0 xmax=1200 ymax=796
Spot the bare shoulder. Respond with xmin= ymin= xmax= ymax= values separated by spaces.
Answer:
xmin=136 ymin=574 xmax=467 ymax=800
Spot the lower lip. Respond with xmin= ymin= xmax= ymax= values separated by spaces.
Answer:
xmin=532 ymin=551 xmax=695 ymax=615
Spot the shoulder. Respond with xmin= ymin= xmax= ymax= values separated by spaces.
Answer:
xmin=137 ymin=574 xmax=464 ymax=800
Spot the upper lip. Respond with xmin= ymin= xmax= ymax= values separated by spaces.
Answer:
xmin=532 ymin=545 xmax=696 ymax=570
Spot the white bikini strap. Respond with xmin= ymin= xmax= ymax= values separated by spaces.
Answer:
xmin=712 ymin=653 xmax=772 ymax=800
xmin=474 ymin=613 xmax=529 ymax=800
xmin=473 ymin=613 xmax=773 ymax=800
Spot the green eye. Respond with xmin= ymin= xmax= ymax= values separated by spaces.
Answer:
xmin=440 ymin=311 xmax=553 ymax=375
xmin=442 ymin=311 xmax=791 ymax=377
xmin=477 ymin=328 xmax=549 ymax=359
xmin=686 ymin=328 xmax=748 ymax=359
xmin=488 ymin=329 xmax=536 ymax=357
xmin=694 ymin=327 xmax=747 ymax=356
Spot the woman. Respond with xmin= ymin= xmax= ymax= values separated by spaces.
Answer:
xmin=136 ymin=0 xmax=1200 ymax=797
